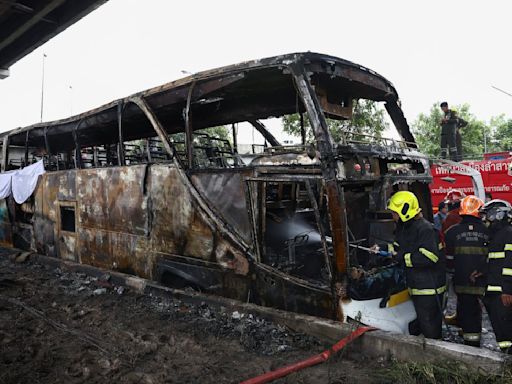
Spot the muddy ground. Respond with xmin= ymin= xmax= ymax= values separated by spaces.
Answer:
xmin=0 ymin=254 xmax=394 ymax=384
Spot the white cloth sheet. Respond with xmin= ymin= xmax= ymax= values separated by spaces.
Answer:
xmin=0 ymin=170 xmax=15 ymax=199
xmin=0 ymin=160 xmax=45 ymax=203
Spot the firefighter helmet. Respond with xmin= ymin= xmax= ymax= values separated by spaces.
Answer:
xmin=480 ymin=199 xmax=512 ymax=223
xmin=460 ymin=195 xmax=484 ymax=217
xmin=444 ymin=189 xmax=466 ymax=203
xmin=388 ymin=191 xmax=421 ymax=222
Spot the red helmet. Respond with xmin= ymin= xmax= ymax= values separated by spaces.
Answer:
xmin=444 ymin=189 xmax=466 ymax=203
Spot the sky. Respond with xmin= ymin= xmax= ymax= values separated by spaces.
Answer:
xmin=1 ymin=0 xmax=511 ymax=144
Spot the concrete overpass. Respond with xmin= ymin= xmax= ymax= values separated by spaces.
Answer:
xmin=0 ymin=0 xmax=108 ymax=79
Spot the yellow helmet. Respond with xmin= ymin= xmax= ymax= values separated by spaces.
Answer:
xmin=388 ymin=191 xmax=421 ymax=222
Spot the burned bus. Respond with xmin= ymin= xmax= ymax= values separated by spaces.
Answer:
xmin=0 ymin=53 xmax=433 ymax=333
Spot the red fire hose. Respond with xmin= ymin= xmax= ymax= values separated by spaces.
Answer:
xmin=240 ymin=326 xmax=376 ymax=384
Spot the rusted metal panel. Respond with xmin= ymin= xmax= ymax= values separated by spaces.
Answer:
xmin=57 ymin=201 xmax=77 ymax=261
xmin=56 ymin=171 xmax=76 ymax=201
xmin=183 ymin=210 xmax=215 ymax=260
xmin=78 ymin=227 xmax=110 ymax=267
xmin=0 ymin=199 xmax=12 ymax=246
xmin=33 ymin=171 xmax=76 ymax=256
xmin=191 ymin=171 xmax=253 ymax=245
xmin=253 ymin=264 xmax=333 ymax=318
xmin=75 ymin=163 xmax=212 ymax=277
xmin=69 ymin=162 xmax=251 ymax=279
xmin=110 ymin=231 xmax=153 ymax=277
xmin=77 ymin=166 xmax=148 ymax=235
xmin=155 ymin=256 xmax=250 ymax=301
xmin=149 ymin=164 xmax=248 ymax=277
xmin=215 ymin=237 xmax=249 ymax=276
xmin=148 ymin=165 xmax=202 ymax=256
xmin=59 ymin=233 xmax=76 ymax=261
xmin=78 ymin=226 xmax=154 ymax=278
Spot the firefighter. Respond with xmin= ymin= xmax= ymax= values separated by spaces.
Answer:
xmin=480 ymin=199 xmax=512 ymax=354
xmin=444 ymin=196 xmax=489 ymax=346
xmin=442 ymin=189 xmax=466 ymax=234
xmin=440 ymin=102 xmax=468 ymax=161
xmin=388 ymin=191 xmax=446 ymax=339
xmin=434 ymin=201 xmax=448 ymax=231
xmin=442 ymin=189 xmax=466 ymax=324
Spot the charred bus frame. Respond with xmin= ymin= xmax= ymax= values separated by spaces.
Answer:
xmin=0 ymin=52 xmax=432 ymax=320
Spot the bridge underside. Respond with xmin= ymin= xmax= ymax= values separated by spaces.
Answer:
xmin=0 ymin=0 xmax=107 ymax=79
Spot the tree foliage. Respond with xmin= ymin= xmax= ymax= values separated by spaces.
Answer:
xmin=200 ymin=126 xmax=230 ymax=141
xmin=170 ymin=125 xmax=230 ymax=144
xmin=490 ymin=114 xmax=512 ymax=152
xmin=411 ymin=103 xmax=493 ymax=159
xmin=282 ymin=100 xmax=388 ymax=143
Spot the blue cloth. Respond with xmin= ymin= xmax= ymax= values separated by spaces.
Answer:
xmin=349 ymin=263 xmax=406 ymax=300
xmin=433 ymin=211 xmax=447 ymax=231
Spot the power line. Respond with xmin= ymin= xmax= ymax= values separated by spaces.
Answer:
xmin=491 ymin=85 xmax=512 ymax=98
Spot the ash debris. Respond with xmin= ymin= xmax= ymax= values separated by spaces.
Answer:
xmin=148 ymin=296 xmax=320 ymax=356
xmin=42 ymin=261 xmax=320 ymax=356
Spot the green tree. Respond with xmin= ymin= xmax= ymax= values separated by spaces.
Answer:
xmin=282 ymin=100 xmax=388 ymax=143
xmin=489 ymin=114 xmax=512 ymax=151
xmin=170 ymin=125 xmax=230 ymax=143
xmin=411 ymin=103 xmax=489 ymax=159
xmin=200 ymin=126 xmax=230 ymax=141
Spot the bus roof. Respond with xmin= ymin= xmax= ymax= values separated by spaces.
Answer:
xmin=2 ymin=52 xmax=413 ymax=151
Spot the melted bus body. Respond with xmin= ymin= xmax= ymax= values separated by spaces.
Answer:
xmin=0 ymin=53 xmax=433 ymax=332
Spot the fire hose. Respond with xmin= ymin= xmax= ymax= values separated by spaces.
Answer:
xmin=349 ymin=243 xmax=392 ymax=257
xmin=240 ymin=326 xmax=376 ymax=384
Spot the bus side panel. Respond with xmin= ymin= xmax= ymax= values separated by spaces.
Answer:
xmin=31 ymin=164 xmax=249 ymax=288
xmin=149 ymin=164 xmax=250 ymax=289
xmin=0 ymin=199 xmax=12 ymax=247
xmin=33 ymin=171 xmax=77 ymax=257
xmin=78 ymin=227 xmax=153 ymax=278
xmin=77 ymin=165 xmax=152 ymax=275
xmin=149 ymin=165 xmax=214 ymax=260
xmin=253 ymin=264 xmax=334 ymax=318
xmin=77 ymin=166 xmax=149 ymax=236
xmin=191 ymin=171 xmax=253 ymax=244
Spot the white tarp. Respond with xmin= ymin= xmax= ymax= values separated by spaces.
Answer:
xmin=0 ymin=170 xmax=15 ymax=199
xmin=0 ymin=160 xmax=45 ymax=204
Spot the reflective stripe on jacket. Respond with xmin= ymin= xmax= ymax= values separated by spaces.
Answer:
xmin=395 ymin=217 xmax=446 ymax=294
xmin=445 ymin=215 xmax=489 ymax=295
xmin=486 ymin=223 xmax=512 ymax=295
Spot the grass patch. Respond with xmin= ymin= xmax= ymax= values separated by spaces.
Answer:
xmin=376 ymin=360 xmax=512 ymax=384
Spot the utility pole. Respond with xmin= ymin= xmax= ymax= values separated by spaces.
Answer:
xmin=484 ymin=128 xmax=487 ymax=153
xmin=40 ymin=53 xmax=47 ymax=122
